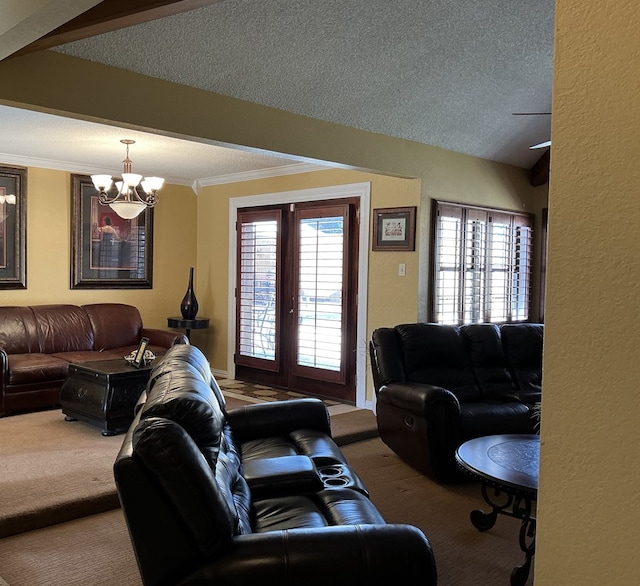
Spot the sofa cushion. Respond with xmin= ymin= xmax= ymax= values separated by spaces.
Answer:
xmin=501 ymin=324 xmax=543 ymax=393
xmin=6 ymin=353 xmax=69 ymax=385
xmin=31 ymin=305 xmax=94 ymax=353
xmin=396 ymin=323 xmax=480 ymax=401
xmin=51 ymin=350 xmax=125 ymax=364
xmin=316 ymin=488 xmax=386 ymax=525
xmin=0 ymin=306 xmax=38 ymax=354
xmin=240 ymin=430 xmax=348 ymax=468
xmin=459 ymin=401 xmax=534 ymax=438
xmin=460 ymin=323 xmax=517 ymax=398
xmin=83 ymin=303 xmax=142 ymax=351
xmin=252 ymin=495 xmax=329 ymax=531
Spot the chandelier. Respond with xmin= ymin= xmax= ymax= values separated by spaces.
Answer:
xmin=90 ymin=139 xmax=164 ymax=220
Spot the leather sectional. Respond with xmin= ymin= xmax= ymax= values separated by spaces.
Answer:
xmin=114 ymin=344 xmax=437 ymax=585
xmin=370 ymin=322 xmax=542 ymax=483
xmin=0 ymin=303 xmax=186 ymax=417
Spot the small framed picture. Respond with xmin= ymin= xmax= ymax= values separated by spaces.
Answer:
xmin=132 ymin=337 xmax=150 ymax=368
xmin=372 ymin=206 xmax=416 ymax=251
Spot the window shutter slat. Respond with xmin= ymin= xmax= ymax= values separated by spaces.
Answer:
xmin=432 ymin=201 xmax=534 ymax=325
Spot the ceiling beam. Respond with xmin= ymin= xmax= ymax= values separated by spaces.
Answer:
xmin=529 ymin=148 xmax=550 ymax=187
xmin=10 ymin=0 xmax=224 ymax=58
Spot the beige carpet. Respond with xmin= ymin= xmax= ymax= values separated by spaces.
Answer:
xmin=0 ymin=397 xmax=377 ymax=538
xmin=0 ymin=409 xmax=122 ymax=538
xmin=0 ymin=437 xmax=533 ymax=586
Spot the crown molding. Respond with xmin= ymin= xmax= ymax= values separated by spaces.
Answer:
xmin=0 ymin=153 xmax=329 ymax=192
xmin=191 ymin=163 xmax=329 ymax=194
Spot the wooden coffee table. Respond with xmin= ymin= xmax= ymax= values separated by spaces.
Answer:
xmin=455 ymin=434 xmax=539 ymax=586
xmin=60 ymin=359 xmax=153 ymax=436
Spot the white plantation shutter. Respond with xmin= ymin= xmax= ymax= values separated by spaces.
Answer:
xmin=433 ymin=201 xmax=533 ymax=325
xmin=296 ymin=215 xmax=344 ymax=372
xmin=236 ymin=210 xmax=281 ymax=369
xmin=292 ymin=204 xmax=349 ymax=384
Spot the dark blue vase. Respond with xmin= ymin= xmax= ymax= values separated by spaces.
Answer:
xmin=180 ymin=267 xmax=199 ymax=319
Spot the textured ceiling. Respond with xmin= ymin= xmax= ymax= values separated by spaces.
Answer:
xmin=0 ymin=0 xmax=555 ymax=185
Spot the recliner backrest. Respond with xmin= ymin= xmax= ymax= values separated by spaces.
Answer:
xmin=395 ymin=323 xmax=480 ymax=401
xmin=133 ymin=416 xmax=240 ymax=557
xmin=370 ymin=327 xmax=407 ymax=393
xmin=148 ymin=342 xmax=227 ymax=411
xmin=135 ymin=345 xmax=253 ymax=548
xmin=460 ymin=323 xmax=517 ymax=396
xmin=500 ymin=323 xmax=544 ymax=391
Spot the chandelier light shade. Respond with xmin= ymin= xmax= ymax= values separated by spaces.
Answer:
xmin=91 ymin=139 xmax=164 ymax=220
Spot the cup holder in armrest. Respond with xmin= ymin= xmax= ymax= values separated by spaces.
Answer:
xmin=317 ymin=464 xmax=368 ymax=494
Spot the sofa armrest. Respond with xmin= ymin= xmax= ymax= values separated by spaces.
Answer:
xmin=378 ymin=381 xmax=461 ymax=416
xmin=243 ymin=455 xmax=324 ymax=498
xmin=0 ymin=347 xmax=8 ymax=389
xmin=226 ymin=398 xmax=332 ymax=442
xmin=141 ymin=328 xmax=188 ymax=348
xmin=190 ymin=524 xmax=437 ymax=585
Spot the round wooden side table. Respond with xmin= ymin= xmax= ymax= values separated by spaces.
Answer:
xmin=167 ymin=316 xmax=210 ymax=341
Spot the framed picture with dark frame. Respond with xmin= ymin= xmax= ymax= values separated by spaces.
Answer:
xmin=71 ymin=174 xmax=154 ymax=289
xmin=372 ymin=206 xmax=416 ymax=251
xmin=0 ymin=165 xmax=27 ymax=289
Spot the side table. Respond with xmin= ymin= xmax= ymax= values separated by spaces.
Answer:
xmin=60 ymin=359 xmax=153 ymax=436
xmin=456 ymin=434 xmax=539 ymax=586
xmin=167 ymin=316 xmax=210 ymax=341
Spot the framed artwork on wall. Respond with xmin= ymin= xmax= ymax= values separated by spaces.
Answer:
xmin=0 ymin=165 xmax=27 ymax=289
xmin=372 ymin=206 xmax=416 ymax=251
xmin=71 ymin=174 xmax=154 ymax=289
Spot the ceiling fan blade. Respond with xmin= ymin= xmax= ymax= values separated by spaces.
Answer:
xmin=529 ymin=140 xmax=551 ymax=150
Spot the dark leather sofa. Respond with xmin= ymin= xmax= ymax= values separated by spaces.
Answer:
xmin=114 ymin=344 xmax=437 ymax=586
xmin=369 ymin=322 xmax=543 ymax=483
xmin=0 ymin=303 xmax=186 ymax=417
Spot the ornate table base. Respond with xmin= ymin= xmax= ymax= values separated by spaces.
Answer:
xmin=471 ymin=481 xmax=536 ymax=586
xmin=455 ymin=434 xmax=539 ymax=586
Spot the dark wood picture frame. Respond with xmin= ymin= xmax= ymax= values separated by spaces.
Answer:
xmin=372 ymin=206 xmax=416 ymax=251
xmin=71 ymin=174 xmax=154 ymax=289
xmin=0 ymin=165 xmax=27 ymax=289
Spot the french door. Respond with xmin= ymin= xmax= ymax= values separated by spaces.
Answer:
xmin=235 ymin=198 xmax=359 ymax=403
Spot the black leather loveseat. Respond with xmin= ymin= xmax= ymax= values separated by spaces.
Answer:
xmin=369 ymin=322 xmax=542 ymax=483
xmin=115 ymin=344 xmax=437 ymax=586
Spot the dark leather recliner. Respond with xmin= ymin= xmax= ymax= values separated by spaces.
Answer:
xmin=115 ymin=344 xmax=437 ymax=586
xmin=369 ymin=323 xmax=542 ymax=483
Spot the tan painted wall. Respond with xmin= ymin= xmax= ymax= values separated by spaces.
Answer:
xmin=535 ymin=1 xmax=640 ymax=583
xmin=0 ymin=166 xmax=197 ymax=330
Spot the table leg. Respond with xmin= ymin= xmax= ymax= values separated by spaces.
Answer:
xmin=472 ymin=482 xmax=536 ymax=586
xmin=511 ymin=515 xmax=536 ymax=586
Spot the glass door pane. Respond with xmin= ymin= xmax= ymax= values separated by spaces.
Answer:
xmin=236 ymin=209 xmax=281 ymax=371
xmin=292 ymin=205 xmax=349 ymax=384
